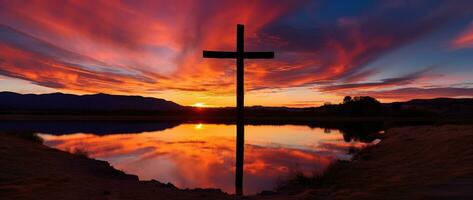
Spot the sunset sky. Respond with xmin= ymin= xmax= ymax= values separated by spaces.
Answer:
xmin=1 ymin=0 xmax=473 ymax=107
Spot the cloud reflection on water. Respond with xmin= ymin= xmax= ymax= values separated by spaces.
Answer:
xmin=40 ymin=124 xmax=368 ymax=194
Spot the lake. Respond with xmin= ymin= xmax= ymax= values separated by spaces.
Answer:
xmin=2 ymin=121 xmax=380 ymax=195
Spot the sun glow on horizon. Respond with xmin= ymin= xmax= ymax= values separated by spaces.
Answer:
xmin=191 ymin=102 xmax=213 ymax=108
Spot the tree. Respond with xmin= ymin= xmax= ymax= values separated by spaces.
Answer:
xmin=341 ymin=96 xmax=383 ymax=116
xmin=343 ymin=96 xmax=352 ymax=104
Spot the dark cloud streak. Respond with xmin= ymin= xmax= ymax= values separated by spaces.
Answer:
xmin=319 ymin=66 xmax=436 ymax=92
xmin=360 ymin=87 xmax=473 ymax=100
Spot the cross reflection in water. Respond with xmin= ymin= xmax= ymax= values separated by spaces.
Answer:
xmin=36 ymin=123 xmax=380 ymax=195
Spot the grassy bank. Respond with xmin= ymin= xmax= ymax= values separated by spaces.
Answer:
xmin=259 ymin=125 xmax=473 ymax=200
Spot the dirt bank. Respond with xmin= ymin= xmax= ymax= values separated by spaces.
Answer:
xmin=258 ymin=125 xmax=473 ymax=200
xmin=0 ymin=133 xmax=231 ymax=200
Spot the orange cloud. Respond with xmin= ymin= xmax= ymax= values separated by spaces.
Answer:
xmin=1 ymin=1 xmax=472 ymax=106
xmin=0 ymin=0 xmax=303 ymax=96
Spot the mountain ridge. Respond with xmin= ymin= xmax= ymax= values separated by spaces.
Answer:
xmin=0 ymin=91 xmax=183 ymax=111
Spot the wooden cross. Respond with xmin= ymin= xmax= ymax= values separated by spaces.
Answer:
xmin=203 ymin=24 xmax=274 ymax=196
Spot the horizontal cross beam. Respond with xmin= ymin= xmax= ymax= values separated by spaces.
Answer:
xmin=244 ymin=52 xmax=274 ymax=59
xmin=203 ymin=51 xmax=274 ymax=59
xmin=203 ymin=51 xmax=236 ymax=58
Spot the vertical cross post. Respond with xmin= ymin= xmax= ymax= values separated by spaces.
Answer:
xmin=235 ymin=24 xmax=245 ymax=196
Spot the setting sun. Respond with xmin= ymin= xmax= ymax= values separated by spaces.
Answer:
xmin=191 ymin=102 xmax=210 ymax=108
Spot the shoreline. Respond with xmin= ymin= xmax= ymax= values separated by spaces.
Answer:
xmin=1 ymin=125 xmax=472 ymax=199
xmin=1 ymin=113 xmax=472 ymax=124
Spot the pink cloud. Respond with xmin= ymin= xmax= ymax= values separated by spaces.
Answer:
xmin=452 ymin=22 xmax=473 ymax=49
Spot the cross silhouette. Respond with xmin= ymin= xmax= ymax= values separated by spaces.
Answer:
xmin=203 ymin=24 xmax=274 ymax=196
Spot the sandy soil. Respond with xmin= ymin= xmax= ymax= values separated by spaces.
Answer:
xmin=0 ymin=133 xmax=231 ymax=200
xmin=259 ymin=125 xmax=473 ymax=200
xmin=1 ymin=125 xmax=472 ymax=200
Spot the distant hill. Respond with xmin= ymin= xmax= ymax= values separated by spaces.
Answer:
xmin=0 ymin=92 xmax=183 ymax=112
xmin=396 ymin=98 xmax=473 ymax=116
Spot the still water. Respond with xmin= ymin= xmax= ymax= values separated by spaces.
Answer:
xmin=32 ymin=123 xmax=376 ymax=195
